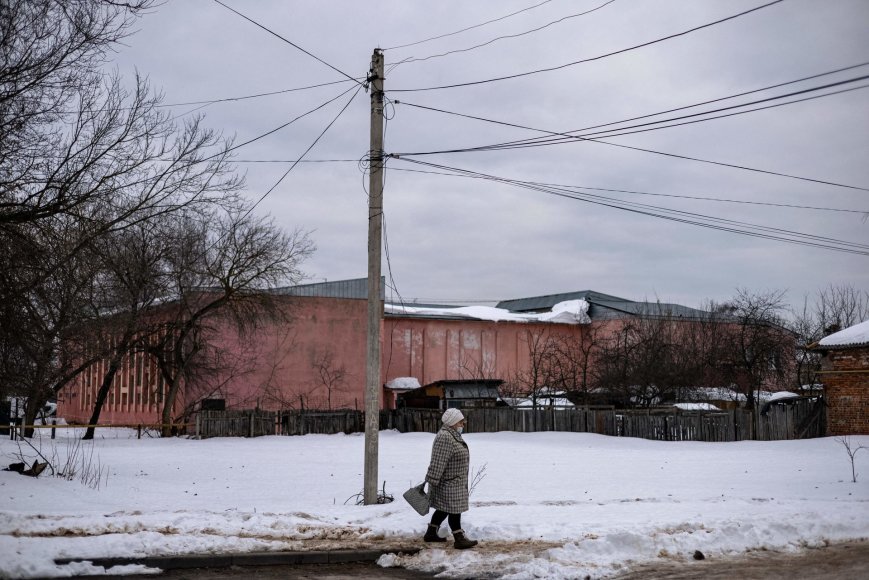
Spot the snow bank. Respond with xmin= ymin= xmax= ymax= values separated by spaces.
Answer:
xmin=1 ymin=431 xmax=867 ymax=579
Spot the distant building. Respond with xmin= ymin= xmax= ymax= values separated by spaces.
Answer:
xmin=814 ymin=320 xmax=869 ymax=435
xmin=58 ymin=278 xmax=753 ymax=428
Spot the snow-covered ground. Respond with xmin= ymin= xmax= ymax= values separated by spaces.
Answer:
xmin=1 ymin=428 xmax=867 ymax=579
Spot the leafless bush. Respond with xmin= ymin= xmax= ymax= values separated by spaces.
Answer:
xmin=10 ymin=437 xmax=108 ymax=489
xmin=469 ymin=463 xmax=488 ymax=497
xmin=837 ymin=436 xmax=868 ymax=483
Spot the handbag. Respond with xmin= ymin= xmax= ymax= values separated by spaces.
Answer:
xmin=402 ymin=482 xmax=430 ymax=515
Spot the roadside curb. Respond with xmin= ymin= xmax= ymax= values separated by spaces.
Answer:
xmin=55 ymin=547 xmax=421 ymax=571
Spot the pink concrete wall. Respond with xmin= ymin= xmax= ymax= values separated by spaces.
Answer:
xmin=58 ymin=296 xmax=596 ymax=424
xmin=382 ymin=316 xmax=584 ymax=394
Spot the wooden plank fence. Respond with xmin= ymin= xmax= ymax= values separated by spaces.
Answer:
xmin=196 ymin=397 xmax=825 ymax=442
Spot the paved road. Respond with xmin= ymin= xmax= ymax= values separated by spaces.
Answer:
xmin=614 ymin=541 xmax=869 ymax=580
xmin=105 ymin=561 xmax=436 ymax=580
xmin=103 ymin=541 xmax=869 ymax=579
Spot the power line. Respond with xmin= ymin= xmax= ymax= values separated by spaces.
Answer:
xmin=243 ymin=86 xmax=363 ymax=218
xmin=231 ymin=159 xmax=358 ymax=163
xmin=519 ymin=61 xmax=869 ymax=138
xmin=212 ymin=0 xmax=364 ymax=87
xmin=384 ymin=0 xmax=557 ymax=51
xmin=202 ymin=84 xmax=359 ymax=164
xmin=396 ymin=74 xmax=869 ymax=150
xmin=55 ymin=79 xmax=361 ymax=117
xmin=392 ymin=157 xmax=869 ymax=255
xmin=160 ymin=79 xmax=358 ymax=110
xmin=390 ymin=0 xmax=784 ymax=92
xmin=462 ymin=79 xmax=869 ymax=144
xmin=388 ymin=166 xmax=869 ymax=214
xmin=397 ymin=0 xmax=617 ymax=64
xmin=389 ymin=96 xmax=869 ymax=193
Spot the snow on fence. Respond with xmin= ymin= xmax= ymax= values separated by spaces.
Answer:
xmin=195 ymin=397 xmax=825 ymax=442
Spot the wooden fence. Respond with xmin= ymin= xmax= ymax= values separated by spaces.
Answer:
xmin=196 ymin=397 xmax=825 ymax=442
xmin=196 ymin=409 xmax=363 ymax=438
xmin=197 ymin=410 xmax=277 ymax=438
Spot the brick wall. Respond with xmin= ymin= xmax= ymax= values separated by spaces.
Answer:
xmin=822 ymin=346 xmax=869 ymax=436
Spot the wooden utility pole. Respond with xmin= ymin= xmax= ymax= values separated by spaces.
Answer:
xmin=364 ymin=48 xmax=384 ymax=505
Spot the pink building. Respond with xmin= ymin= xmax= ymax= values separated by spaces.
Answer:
xmin=58 ymin=278 xmax=712 ymax=425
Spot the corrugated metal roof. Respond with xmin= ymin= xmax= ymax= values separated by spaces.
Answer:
xmin=591 ymin=300 xmax=711 ymax=320
xmin=272 ymin=277 xmax=385 ymax=300
xmin=496 ymin=290 xmax=628 ymax=312
xmin=496 ymin=290 xmax=710 ymax=321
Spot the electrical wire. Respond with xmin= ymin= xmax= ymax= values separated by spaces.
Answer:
xmin=201 ymin=84 xmax=358 ymax=164
xmin=395 ymin=74 xmax=869 ymax=152
xmin=397 ymin=0 xmax=617 ymax=64
xmin=389 ymin=94 xmax=869 ymax=193
xmin=231 ymin=159 xmax=359 ymax=163
xmin=392 ymin=157 xmax=869 ymax=255
xmin=472 ymin=78 xmax=869 ymax=144
xmin=241 ymin=85 xmax=363 ymax=219
xmin=384 ymin=0 xmax=557 ymax=51
xmin=389 ymin=0 xmax=784 ymax=92
xmin=212 ymin=0 xmax=364 ymax=87
xmin=525 ymin=61 xmax=869 ymax=139
xmin=387 ymin=166 xmax=869 ymax=214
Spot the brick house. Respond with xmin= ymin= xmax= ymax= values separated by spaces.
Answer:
xmin=815 ymin=320 xmax=869 ymax=435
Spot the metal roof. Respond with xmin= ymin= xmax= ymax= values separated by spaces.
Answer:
xmin=272 ymin=277 xmax=385 ymax=300
xmin=496 ymin=290 xmax=711 ymax=321
xmin=496 ymin=290 xmax=629 ymax=312
xmin=591 ymin=300 xmax=711 ymax=320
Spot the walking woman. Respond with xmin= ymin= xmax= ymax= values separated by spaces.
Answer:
xmin=423 ymin=408 xmax=478 ymax=549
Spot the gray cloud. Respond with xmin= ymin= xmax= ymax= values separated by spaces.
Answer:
xmin=111 ymin=0 xmax=869 ymax=309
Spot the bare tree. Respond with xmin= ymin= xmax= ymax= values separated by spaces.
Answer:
xmin=146 ymin=209 xmax=313 ymax=436
xmin=311 ymin=347 xmax=348 ymax=410
xmin=508 ymin=328 xmax=560 ymax=424
xmin=790 ymin=284 xmax=869 ymax=391
xmin=78 ymin=223 xmax=169 ymax=439
xmin=716 ymin=289 xmax=793 ymax=410
xmin=1 ymin=0 xmax=249 ymax=437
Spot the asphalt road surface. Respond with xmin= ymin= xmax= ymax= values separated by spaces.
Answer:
xmin=103 ymin=541 xmax=869 ymax=579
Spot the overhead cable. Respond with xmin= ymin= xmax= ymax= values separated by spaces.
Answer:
xmin=384 ymin=0 xmax=556 ymax=51
xmin=243 ymin=86 xmax=363 ymax=218
xmin=201 ymin=84 xmax=359 ymax=164
xmin=388 ymin=167 xmax=868 ymax=214
xmin=389 ymin=94 xmax=869 ymax=192
xmin=393 ymin=158 xmax=869 ymax=255
xmin=212 ymin=0 xmax=364 ymax=87
xmin=389 ymin=0 xmax=784 ymax=92
xmin=397 ymin=0 xmax=617 ymax=64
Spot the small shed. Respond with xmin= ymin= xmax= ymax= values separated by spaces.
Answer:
xmin=397 ymin=379 xmax=505 ymax=410
xmin=813 ymin=320 xmax=869 ymax=435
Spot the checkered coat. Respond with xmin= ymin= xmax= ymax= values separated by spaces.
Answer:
xmin=425 ymin=425 xmax=470 ymax=513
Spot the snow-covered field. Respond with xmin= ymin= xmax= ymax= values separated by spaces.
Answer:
xmin=1 ymin=428 xmax=867 ymax=579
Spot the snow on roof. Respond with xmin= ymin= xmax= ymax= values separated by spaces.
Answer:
xmin=385 ymin=377 xmax=421 ymax=391
xmin=818 ymin=319 xmax=869 ymax=348
xmin=385 ymin=299 xmax=591 ymax=324
xmin=512 ymin=397 xmax=575 ymax=408
xmin=766 ymin=391 xmax=800 ymax=402
xmin=674 ymin=403 xmax=721 ymax=411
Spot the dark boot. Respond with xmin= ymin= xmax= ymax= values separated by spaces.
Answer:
xmin=452 ymin=529 xmax=478 ymax=549
xmin=424 ymin=523 xmax=446 ymax=543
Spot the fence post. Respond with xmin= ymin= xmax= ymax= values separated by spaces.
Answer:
xmin=248 ymin=411 xmax=255 ymax=438
xmin=51 ymin=419 xmax=56 ymax=440
xmin=137 ymin=424 xmax=142 ymax=440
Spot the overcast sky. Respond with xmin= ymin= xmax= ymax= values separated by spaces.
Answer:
xmin=109 ymin=0 xmax=869 ymax=310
